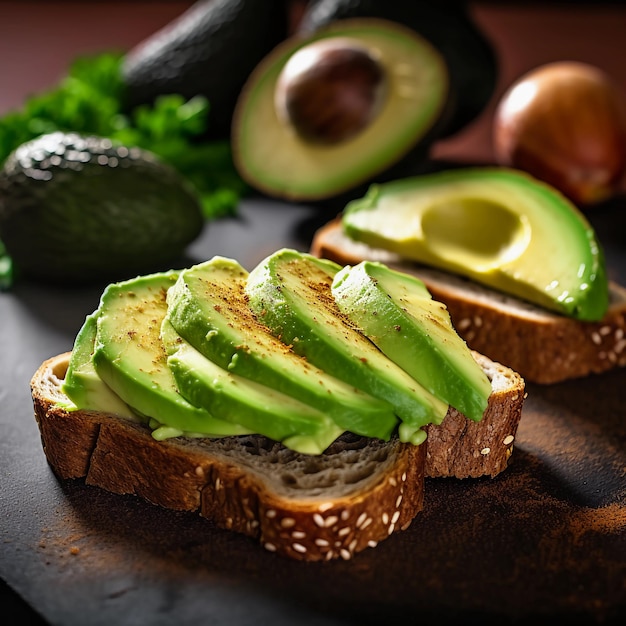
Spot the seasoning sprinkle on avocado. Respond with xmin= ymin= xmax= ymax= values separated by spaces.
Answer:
xmin=62 ymin=251 xmax=497 ymax=454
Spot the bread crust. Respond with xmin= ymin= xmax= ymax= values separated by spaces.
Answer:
xmin=425 ymin=352 xmax=525 ymax=478
xmin=311 ymin=218 xmax=626 ymax=384
xmin=31 ymin=340 xmax=525 ymax=560
xmin=31 ymin=353 xmax=427 ymax=562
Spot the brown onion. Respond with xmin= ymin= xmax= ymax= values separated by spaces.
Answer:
xmin=493 ymin=61 xmax=626 ymax=205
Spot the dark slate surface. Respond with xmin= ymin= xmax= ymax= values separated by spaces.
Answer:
xmin=1 ymin=195 xmax=625 ymax=626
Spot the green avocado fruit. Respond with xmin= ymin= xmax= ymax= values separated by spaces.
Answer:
xmin=161 ymin=318 xmax=344 ymax=455
xmin=341 ymin=168 xmax=610 ymax=321
xmin=297 ymin=0 xmax=498 ymax=139
xmin=122 ymin=0 xmax=289 ymax=140
xmin=0 ymin=132 xmax=204 ymax=285
xmin=232 ymin=18 xmax=450 ymax=201
xmin=164 ymin=256 xmax=399 ymax=441
xmin=62 ymin=312 xmax=138 ymax=419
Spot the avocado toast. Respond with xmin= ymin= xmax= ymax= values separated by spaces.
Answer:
xmin=30 ymin=251 xmax=525 ymax=561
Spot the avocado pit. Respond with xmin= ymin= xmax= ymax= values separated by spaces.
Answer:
xmin=274 ymin=38 xmax=388 ymax=145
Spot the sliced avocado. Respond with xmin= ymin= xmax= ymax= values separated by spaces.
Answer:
xmin=297 ymin=0 xmax=498 ymax=138
xmin=245 ymin=249 xmax=449 ymax=444
xmin=341 ymin=168 xmax=610 ymax=321
xmin=62 ymin=312 xmax=138 ymax=419
xmin=232 ymin=18 xmax=449 ymax=201
xmin=161 ymin=319 xmax=343 ymax=455
xmin=92 ymin=271 xmax=251 ymax=437
xmin=164 ymin=256 xmax=398 ymax=441
xmin=332 ymin=261 xmax=491 ymax=422
xmin=122 ymin=0 xmax=289 ymax=140
xmin=0 ymin=132 xmax=204 ymax=285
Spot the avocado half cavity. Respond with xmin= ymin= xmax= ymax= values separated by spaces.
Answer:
xmin=232 ymin=18 xmax=450 ymax=201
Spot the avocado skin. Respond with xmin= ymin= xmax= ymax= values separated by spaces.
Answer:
xmin=297 ymin=0 xmax=498 ymax=138
xmin=122 ymin=0 xmax=289 ymax=140
xmin=0 ymin=132 xmax=204 ymax=285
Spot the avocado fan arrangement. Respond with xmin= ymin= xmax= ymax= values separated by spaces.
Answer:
xmin=62 ymin=249 xmax=492 ymax=455
xmin=0 ymin=0 xmax=500 ymax=287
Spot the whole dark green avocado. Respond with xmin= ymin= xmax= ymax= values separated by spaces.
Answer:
xmin=122 ymin=0 xmax=290 ymax=140
xmin=297 ymin=0 xmax=498 ymax=138
xmin=0 ymin=132 xmax=205 ymax=285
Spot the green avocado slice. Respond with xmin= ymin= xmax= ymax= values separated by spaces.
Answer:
xmin=91 ymin=271 xmax=251 ymax=437
xmin=164 ymin=256 xmax=398 ymax=441
xmin=245 ymin=249 xmax=449 ymax=445
xmin=62 ymin=312 xmax=138 ymax=419
xmin=332 ymin=261 xmax=491 ymax=422
xmin=161 ymin=319 xmax=343 ymax=455
xmin=232 ymin=18 xmax=449 ymax=201
xmin=341 ymin=168 xmax=609 ymax=321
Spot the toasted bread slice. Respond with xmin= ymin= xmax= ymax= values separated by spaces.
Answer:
xmin=311 ymin=218 xmax=626 ymax=384
xmin=31 ymin=350 xmax=524 ymax=561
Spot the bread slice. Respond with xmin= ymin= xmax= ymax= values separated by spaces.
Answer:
xmin=31 ymin=350 xmax=525 ymax=561
xmin=311 ymin=218 xmax=626 ymax=384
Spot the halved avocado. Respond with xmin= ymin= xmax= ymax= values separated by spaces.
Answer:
xmin=232 ymin=18 xmax=449 ymax=201
xmin=341 ymin=167 xmax=610 ymax=321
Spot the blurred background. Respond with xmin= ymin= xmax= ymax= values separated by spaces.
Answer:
xmin=1 ymin=1 xmax=625 ymax=167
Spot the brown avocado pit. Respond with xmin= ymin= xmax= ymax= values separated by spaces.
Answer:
xmin=232 ymin=18 xmax=450 ymax=202
xmin=274 ymin=37 xmax=388 ymax=145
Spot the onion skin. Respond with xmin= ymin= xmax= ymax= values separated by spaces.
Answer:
xmin=493 ymin=61 xmax=626 ymax=206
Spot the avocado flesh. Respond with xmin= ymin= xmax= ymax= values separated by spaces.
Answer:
xmin=62 ymin=313 xmax=138 ymax=419
xmin=342 ymin=168 xmax=609 ymax=321
xmin=233 ymin=19 xmax=448 ymax=201
xmin=164 ymin=256 xmax=398 ymax=441
xmin=161 ymin=319 xmax=343 ymax=455
xmin=245 ymin=249 xmax=449 ymax=445
xmin=332 ymin=261 xmax=491 ymax=422
xmin=91 ymin=271 xmax=251 ymax=437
